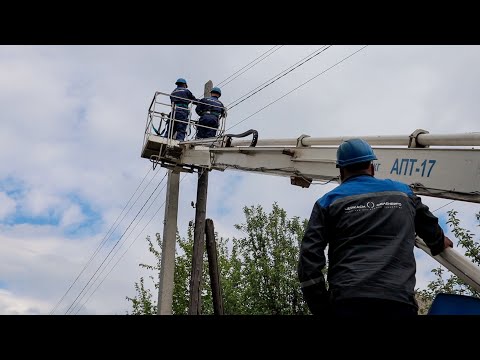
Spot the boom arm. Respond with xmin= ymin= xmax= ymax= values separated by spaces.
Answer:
xmin=141 ymin=129 xmax=480 ymax=290
xmin=178 ymin=135 xmax=480 ymax=204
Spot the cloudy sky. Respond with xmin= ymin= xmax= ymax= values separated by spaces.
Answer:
xmin=1 ymin=45 xmax=479 ymax=315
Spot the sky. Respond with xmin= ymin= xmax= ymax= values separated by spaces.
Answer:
xmin=1 ymin=45 xmax=480 ymax=315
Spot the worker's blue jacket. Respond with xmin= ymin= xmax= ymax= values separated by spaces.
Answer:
xmin=195 ymin=96 xmax=225 ymax=138
xmin=195 ymin=96 xmax=225 ymax=118
xmin=170 ymin=87 xmax=196 ymax=112
xmin=298 ymin=174 xmax=445 ymax=314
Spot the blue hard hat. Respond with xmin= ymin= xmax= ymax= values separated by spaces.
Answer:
xmin=211 ymin=87 xmax=222 ymax=96
xmin=175 ymin=78 xmax=187 ymax=85
xmin=336 ymin=138 xmax=377 ymax=168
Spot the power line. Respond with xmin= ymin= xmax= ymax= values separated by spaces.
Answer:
xmin=225 ymin=45 xmax=369 ymax=133
xmin=432 ymin=200 xmax=456 ymax=213
xmin=64 ymin=170 xmax=168 ymax=314
xmin=216 ymin=46 xmax=284 ymax=88
xmin=74 ymin=173 xmax=190 ymax=314
xmin=219 ymin=46 xmax=284 ymax=88
xmin=227 ymin=45 xmax=332 ymax=109
xmin=70 ymin=170 xmax=184 ymax=314
xmin=189 ymin=46 xmax=284 ymax=124
xmin=50 ymin=165 xmax=155 ymax=314
xmin=64 ymin=171 xmax=169 ymax=314
xmin=216 ymin=46 xmax=278 ymax=86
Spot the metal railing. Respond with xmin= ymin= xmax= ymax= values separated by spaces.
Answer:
xmin=142 ymin=91 xmax=228 ymax=151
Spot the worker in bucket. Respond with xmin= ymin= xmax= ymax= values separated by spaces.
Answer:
xmin=298 ymin=138 xmax=453 ymax=316
xmin=164 ymin=78 xmax=197 ymax=141
xmin=195 ymin=86 xmax=226 ymax=139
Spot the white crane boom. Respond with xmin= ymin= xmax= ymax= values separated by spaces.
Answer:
xmin=178 ymin=143 xmax=480 ymax=203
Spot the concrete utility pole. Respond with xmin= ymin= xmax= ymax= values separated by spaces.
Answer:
xmin=156 ymin=169 xmax=180 ymax=315
xmin=188 ymin=80 xmax=213 ymax=315
xmin=204 ymin=80 xmax=213 ymax=98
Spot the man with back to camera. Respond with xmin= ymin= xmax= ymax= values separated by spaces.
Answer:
xmin=298 ymin=138 xmax=453 ymax=316
xmin=164 ymin=78 xmax=197 ymax=141
xmin=195 ymin=86 xmax=225 ymax=139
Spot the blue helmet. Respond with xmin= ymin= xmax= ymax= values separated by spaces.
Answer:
xmin=336 ymin=138 xmax=377 ymax=168
xmin=211 ymin=87 xmax=222 ymax=97
xmin=175 ymin=78 xmax=187 ymax=86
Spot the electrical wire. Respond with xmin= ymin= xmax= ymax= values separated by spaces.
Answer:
xmin=227 ymin=45 xmax=332 ymax=109
xmin=188 ymin=46 xmax=284 ymax=124
xmin=216 ymin=46 xmax=284 ymax=88
xmin=50 ymin=165 xmax=155 ymax=314
xmin=64 ymin=171 xmax=168 ymax=314
xmin=69 ymin=176 xmax=169 ymax=314
xmin=70 ymin=171 xmax=187 ymax=314
xmin=224 ymin=45 xmax=369 ymax=134
xmin=432 ymin=200 xmax=456 ymax=213
xmin=216 ymin=46 xmax=278 ymax=86
xmin=311 ymin=177 xmax=340 ymax=186
xmin=73 ymin=174 xmax=190 ymax=314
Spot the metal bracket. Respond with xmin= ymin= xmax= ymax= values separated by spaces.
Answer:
xmin=164 ymin=145 xmax=183 ymax=160
xmin=150 ymin=154 xmax=161 ymax=170
xmin=162 ymin=163 xmax=193 ymax=173
xmin=282 ymin=149 xmax=296 ymax=157
xmin=297 ymin=134 xmax=311 ymax=147
xmin=290 ymin=175 xmax=312 ymax=188
xmin=408 ymin=129 xmax=430 ymax=148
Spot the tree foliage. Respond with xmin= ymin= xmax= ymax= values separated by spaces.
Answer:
xmin=126 ymin=202 xmax=310 ymax=314
xmin=231 ymin=203 xmax=309 ymax=314
xmin=416 ymin=210 xmax=480 ymax=314
xmin=125 ymin=233 xmax=161 ymax=315
xmin=127 ymin=205 xmax=480 ymax=315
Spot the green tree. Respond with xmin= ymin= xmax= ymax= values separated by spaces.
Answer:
xmin=417 ymin=210 xmax=480 ymax=314
xmin=231 ymin=203 xmax=310 ymax=314
xmin=125 ymin=233 xmax=161 ymax=315
xmin=126 ymin=202 xmax=311 ymax=314
xmin=126 ymin=276 xmax=156 ymax=315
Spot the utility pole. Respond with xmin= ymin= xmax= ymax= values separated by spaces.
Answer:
xmin=188 ymin=168 xmax=209 ymax=314
xmin=188 ymin=80 xmax=213 ymax=315
xmin=204 ymin=80 xmax=213 ymax=98
xmin=156 ymin=170 xmax=180 ymax=315
xmin=205 ymin=218 xmax=224 ymax=315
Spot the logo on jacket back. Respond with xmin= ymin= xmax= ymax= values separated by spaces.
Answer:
xmin=344 ymin=201 xmax=402 ymax=213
